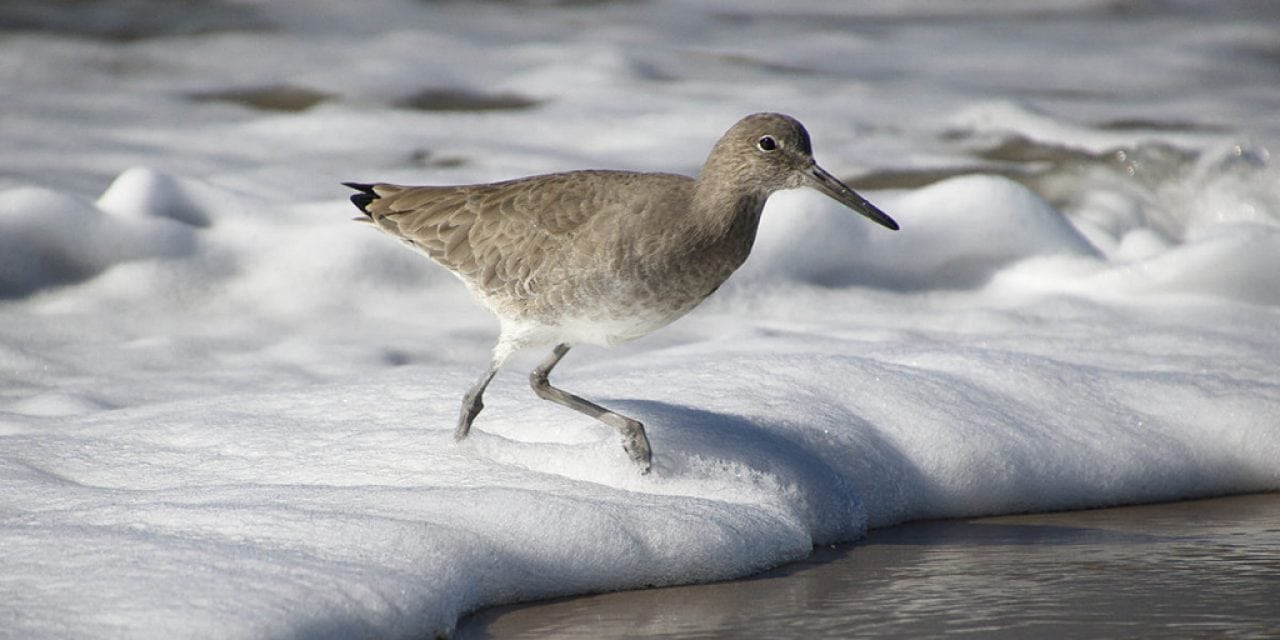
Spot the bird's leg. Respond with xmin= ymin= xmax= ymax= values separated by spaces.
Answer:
xmin=456 ymin=363 xmax=499 ymax=442
xmin=529 ymin=344 xmax=652 ymax=473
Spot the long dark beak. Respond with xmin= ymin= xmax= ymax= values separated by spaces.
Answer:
xmin=806 ymin=162 xmax=899 ymax=231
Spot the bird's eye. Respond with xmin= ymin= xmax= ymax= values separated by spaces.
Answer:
xmin=756 ymin=135 xmax=778 ymax=152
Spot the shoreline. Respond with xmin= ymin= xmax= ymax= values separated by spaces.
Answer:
xmin=458 ymin=492 xmax=1280 ymax=638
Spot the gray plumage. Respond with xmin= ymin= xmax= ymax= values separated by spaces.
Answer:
xmin=344 ymin=112 xmax=898 ymax=473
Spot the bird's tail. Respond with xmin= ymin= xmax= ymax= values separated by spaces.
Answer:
xmin=342 ymin=182 xmax=379 ymax=222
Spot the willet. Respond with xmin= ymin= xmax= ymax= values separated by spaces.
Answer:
xmin=344 ymin=112 xmax=898 ymax=473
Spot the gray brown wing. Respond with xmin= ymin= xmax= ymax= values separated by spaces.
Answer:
xmin=354 ymin=171 xmax=689 ymax=299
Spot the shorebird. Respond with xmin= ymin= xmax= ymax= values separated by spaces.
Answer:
xmin=345 ymin=112 xmax=898 ymax=473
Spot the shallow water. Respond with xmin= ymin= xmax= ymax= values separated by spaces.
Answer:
xmin=459 ymin=493 xmax=1280 ymax=639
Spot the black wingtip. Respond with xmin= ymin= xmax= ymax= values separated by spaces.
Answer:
xmin=342 ymin=182 xmax=378 ymax=214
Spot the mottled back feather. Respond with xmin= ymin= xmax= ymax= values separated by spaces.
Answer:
xmin=347 ymin=171 xmax=697 ymax=305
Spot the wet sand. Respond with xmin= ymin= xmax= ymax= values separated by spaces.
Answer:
xmin=457 ymin=493 xmax=1280 ymax=639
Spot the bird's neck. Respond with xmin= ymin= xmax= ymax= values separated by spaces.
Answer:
xmin=689 ymin=175 xmax=769 ymax=264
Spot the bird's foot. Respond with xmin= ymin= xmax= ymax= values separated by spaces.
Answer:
xmin=455 ymin=401 xmax=481 ymax=442
xmin=620 ymin=420 xmax=653 ymax=474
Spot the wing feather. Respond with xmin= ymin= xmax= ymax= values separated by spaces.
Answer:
xmin=349 ymin=171 xmax=694 ymax=302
